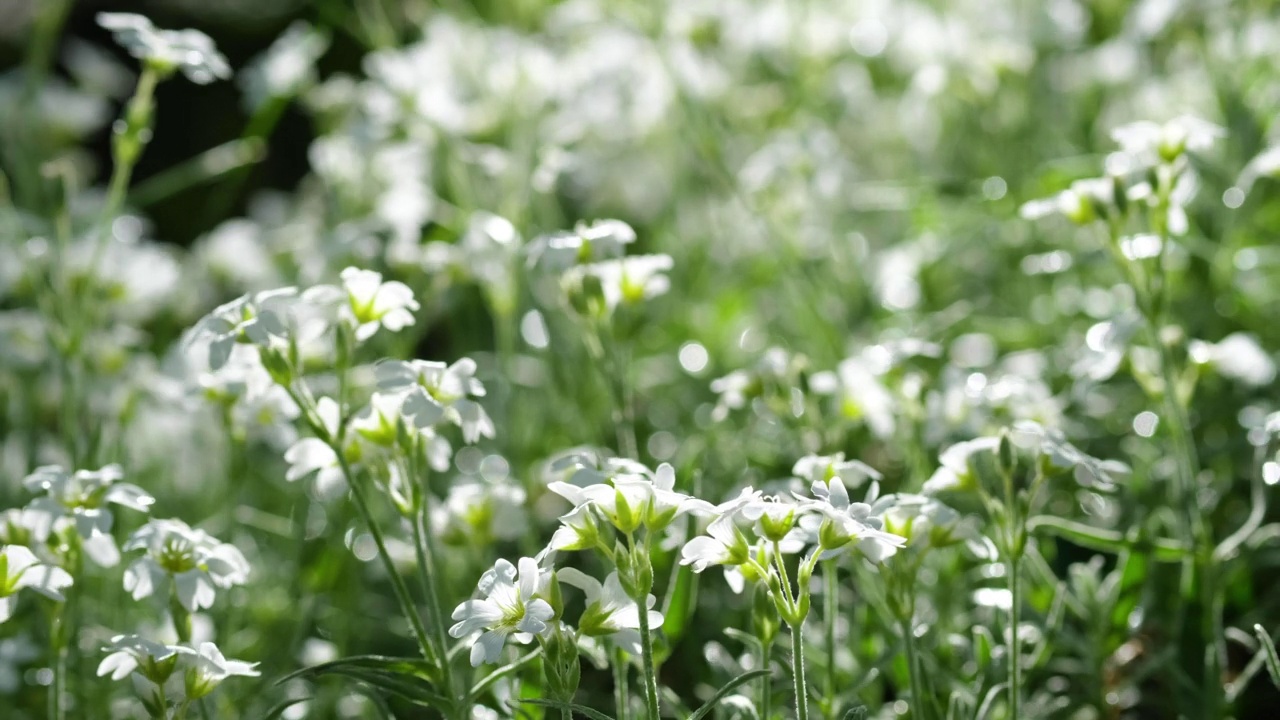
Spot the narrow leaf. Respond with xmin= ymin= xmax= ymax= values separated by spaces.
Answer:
xmin=975 ymin=682 xmax=1008 ymax=720
xmin=468 ymin=648 xmax=542 ymax=704
xmin=521 ymin=698 xmax=617 ymax=720
xmin=258 ymin=697 xmax=310 ymax=720
xmin=661 ymin=561 xmax=698 ymax=642
xmin=1254 ymin=624 xmax=1280 ymax=688
xmin=277 ymin=655 xmax=450 ymax=710
xmin=689 ymin=669 xmax=771 ymax=720
xmin=1026 ymin=516 xmax=1188 ymax=561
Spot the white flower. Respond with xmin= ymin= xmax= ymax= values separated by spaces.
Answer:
xmin=450 ymin=557 xmax=554 ymax=667
xmin=565 ymin=254 xmax=674 ymax=313
xmin=97 ymin=13 xmax=231 ymax=84
xmin=97 ymin=635 xmax=184 ymax=683
xmin=239 ymin=21 xmax=329 ymax=111
xmin=284 ymin=397 xmax=345 ymax=495
xmin=552 ymin=462 xmax=711 ymax=534
xmin=799 ymin=476 xmax=906 ymax=563
xmin=434 ymin=480 xmax=529 ymax=544
xmin=1189 ymin=332 xmax=1276 ymax=387
xmin=1110 ymin=115 xmax=1224 ymax=165
xmin=810 ymin=354 xmax=897 ymax=439
xmin=0 ymin=545 xmax=73 ymax=623
xmin=339 ymin=267 xmax=419 ymax=341
xmin=525 ymin=219 xmax=636 ymax=271
xmin=879 ymin=494 xmax=974 ymax=549
xmin=548 ymin=504 xmax=602 ymax=553
xmin=381 ymin=358 xmax=494 ymax=443
xmin=680 ymin=511 xmax=751 ymax=573
xmin=187 ymin=288 xmax=298 ymax=370
xmin=123 ymin=520 xmax=249 ymax=612
xmin=181 ymin=642 xmax=260 ymax=699
xmin=22 ymin=464 xmax=154 ymax=568
xmin=557 ymin=569 xmax=662 ymax=655
xmin=923 ymin=437 xmax=1001 ymax=494
xmin=1018 ymin=177 xmax=1114 ymax=225
xmin=792 ymin=453 xmax=882 ymax=490
xmin=350 ymin=392 xmax=405 ymax=447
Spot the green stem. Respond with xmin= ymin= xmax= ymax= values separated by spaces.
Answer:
xmin=335 ymin=454 xmax=435 ymax=661
xmin=760 ymin=636 xmax=773 ymax=720
xmin=636 ymin=598 xmax=661 ymax=720
xmin=824 ymin=562 xmax=837 ymax=718
xmin=901 ymin=616 xmax=926 ymax=720
xmin=613 ymin=645 xmax=630 ymax=720
xmin=409 ymin=508 xmax=443 ymax=668
xmin=790 ymin=623 xmax=810 ymax=720
xmin=48 ymin=605 xmax=65 ymax=720
xmin=1007 ymin=553 xmax=1022 ymax=720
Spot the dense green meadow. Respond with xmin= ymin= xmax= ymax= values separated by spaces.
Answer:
xmin=2 ymin=1 xmax=1280 ymax=718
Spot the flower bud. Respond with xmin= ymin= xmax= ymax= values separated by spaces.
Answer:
xmin=751 ymin=583 xmax=779 ymax=645
xmin=542 ymin=625 xmax=581 ymax=701
xmin=998 ymin=431 xmax=1015 ymax=479
xmin=259 ymin=345 xmax=294 ymax=387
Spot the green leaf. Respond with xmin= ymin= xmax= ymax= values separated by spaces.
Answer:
xmin=688 ymin=669 xmax=771 ymax=720
xmin=277 ymin=655 xmax=451 ymax=710
xmin=661 ymin=561 xmax=698 ymax=642
xmin=841 ymin=707 xmax=868 ymax=720
xmin=1026 ymin=516 xmax=1188 ymax=561
xmin=521 ymin=698 xmax=617 ymax=720
xmin=975 ymin=682 xmax=1008 ymax=720
xmin=1110 ymin=550 xmax=1148 ymax=629
xmin=468 ymin=648 xmax=542 ymax=704
xmin=257 ymin=697 xmax=310 ymax=720
xmin=1254 ymin=624 xmax=1280 ymax=688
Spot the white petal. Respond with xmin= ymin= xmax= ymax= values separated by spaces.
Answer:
xmin=473 ymin=630 xmax=506 ymax=666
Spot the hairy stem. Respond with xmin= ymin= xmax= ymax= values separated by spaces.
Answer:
xmin=824 ymin=562 xmax=837 ymax=718
xmin=790 ymin=622 xmax=810 ymax=720
xmin=636 ymin=598 xmax=661 ymax=720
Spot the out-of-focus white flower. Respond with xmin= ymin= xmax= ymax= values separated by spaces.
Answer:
xmin=564 ymin=254 xmax=674 ymax=314
xmin=1189 ymin=332 xmax=1276 ymax=387
xmin=924 ymin=437 xmax=1001 ymax=494
xmin=97 ymin=13 xmax=230 ymax=84
xmin=557 ymin=568 xmax=661 ymax=655
xmin=450 ymin=557 xmax=554 ymax=666
xmin=338 ymin=267 xmax=420 ymax=342
xmin=879 ymin=494 xmax=974 ymax=549
xmin=123 ymin=519 xmax=249 ymax=612
xmin=0 ymin=545 xmax=73 ymax=622
xmin=792 ymin=453 xmax=882 ymax=490
xmin=187 ymin=288 xmax=298 ymax=370
xmin=22 ymin=464 xmax=154 ymax=567
xmin=1019 ymin=177 xmax=1115 ymax=225
xmin=525 ymin=219 xmax=636 ymax=272
xmin=1110 ymin=115 xmax=1224 ymax=166
xmin=380 ymin=359 xmax=494 ymax=443
xmin=810 ymin=354 xmax=897 ymax=439
xmin=435 ymin=479 xmax=528 ymax=544
xmin=240 ymin=21 xmax=330 ymax=111
xmin=350 ymin=392 xmax=405 ymax=447
xmin=284 ymin=397 xmax=345 ymax=496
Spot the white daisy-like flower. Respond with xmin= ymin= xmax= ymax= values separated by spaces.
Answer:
xmin=350 ymin=392 xmax=405 ymax=447
xmin=123 ymin=520 xmax=250 ymax=612
xmin=557 ymin=569 xmax=662 ymax=655
xmin=97 ymin=13 xmax=231 ymax=84
xmin=792 ymin=453 xmax=882 ymax=491
xmin=878 ymin=494 xmax=975 ymax=550
xmin=187 ymin=288 xmax=298 ymax=370
xmin=97 ymin=635 xmax=185 ymax=683
xmin=799 ymin=476 xmax=906 ymax=563
xmin=923 ymin=437 xmax=1001 ymax=494
xmin=283 ymin=397 xmax=345 ymax=496
xmin=525 ymin=219 xmax=636 ymax=272
xmin=380 ymin=358 xmax=494 ymax=443
xmin=21 ymin=464 xmax=154 ymax=568
xmin=548 ymin=504 xmax=602 ymax=553
xmin=0 ymin=545 xmax=73 ymax=623
xmin=565 ymin=254 xmax=674 ymax=313
xmin=181 ymin=641 xmax=260 ymax=699
xmin=680 ymin=510 xmax=751 ymax=573
xmin=339 ymin=267 xmax=420 ymax=342
xmin=1110 ymin=115 xmax=1224 ymax=166
xmin=449 ymin=557 xmax=555 ymax=667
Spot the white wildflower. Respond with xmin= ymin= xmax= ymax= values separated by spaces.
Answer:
xmin=449 ymin=558 xmax=554 ymax=667
xmin=557 ymin=569 xmax=662 ymax=655
xmin=123 ymin=520 xmax=249 ymax=612
xmin=97 ymin=13 xmax=231 ymax=84
xmin=0 ymin=545 xmax=73 ymax=623
xmin=22 ymin=464 xmax=154 ymax=568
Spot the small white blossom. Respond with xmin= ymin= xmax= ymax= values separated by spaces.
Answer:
xmin=240 ymin=21 xmax=329 ymax=111
xmin=434 ymin=480 xmax=529 ymax=544
xmin=1110 ymin=115 xmax=1224 ymax=166
xmin=0 ymin=545 xmax=73 ymax=623
xmin=283 ymin=397 xmax=345 ymax=495
xmin=548 ymin=504 xmax=602 ymax=553
xmin=557 ymin=569 xmax=662 ymax=655
xmin=525 ymin=219 xmax=636 ymax=271
xmin=338 ymin=267 xmax=419 ymax=341
xmin=123 ymin=520 xmax=249 ymax=612
xmin=792 ymin=453 xmax=882 ymax=490
xmin=22 ymin=464 xmax=153 ymax=568
xmin=97 ymin=13 xmax=231 ymax=84
xmin=380 ymin=358 xmax=494 ymax=443
xmin=923 ymin=437 xmax=1001 ymax=494
xmin=181 ymin=642 xmax=260 ymax=699
xmin=799 ymin=476 xmax=906 ymax=562
xmin=187 ymin=288 xmax=298 ymax=370
xmin=565 ymin=254 xmax=674 ymax=313
xmin=680 ymin=510 xmax=751 ymax=573
xmin=97 ymin=635 xmax=184 ymax=683
xmin=450 ymin=557 xmax=554 ymax=667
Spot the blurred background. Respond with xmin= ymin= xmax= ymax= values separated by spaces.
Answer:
xmin=2 ymin=0 xmax=1280 ymax=717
